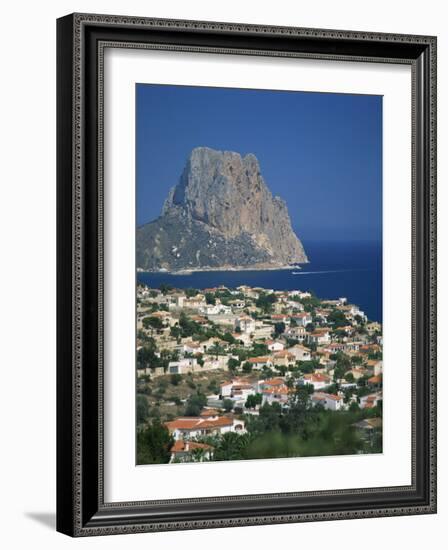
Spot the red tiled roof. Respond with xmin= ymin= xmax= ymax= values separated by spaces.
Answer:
xmin=327 ymin=394 xmax=343 ymax=401
xmin=262 ymin=378 xmax=285 ymax=387
xmin=273 ymin=350 xmax=294 ymax=358
xmin=165 ymin=416 xmax=235 ymax=431
xmin=200 ymin=409 xmax=220 ymax=417
xmin=247 ymin=356 xmax=271 ymax=363
xmin=171 ymin=440 xmax=213 ymax=453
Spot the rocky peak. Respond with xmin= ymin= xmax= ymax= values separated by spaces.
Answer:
xmin=138 ymin=147 xmax=307 ymax=272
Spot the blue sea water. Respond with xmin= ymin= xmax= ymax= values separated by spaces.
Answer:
xmin=137 ymin=241 xmax=382 ymax=323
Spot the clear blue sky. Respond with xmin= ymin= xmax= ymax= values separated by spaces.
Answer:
xmin=136 ymin=84 xmax=382 ymax=242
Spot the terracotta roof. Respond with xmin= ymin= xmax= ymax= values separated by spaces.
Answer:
xmin=273 ymin=350 xmax=294 ymax=358
xmin=262 ymin=387 xmax=290 ymax=395
xmin=232 ymin=384 xmax=254 ymax=390
xmin=262 ymin=378 xmax=285 ymax=387
xmin=165 ymin=416 xmax=235 ymax=431
xmin=200 ymin=409 xmax=220 ymax=417
xmin=310 ymin=330 xmax=330 ymax=337
xmin=312 ymin=393 xmax=327 ymax=401
xmin=221 ymin=377 xmax=252 ymax=388
xmin=247 ymin=356 xmax=271 ymax=363
xmin=171 ymin=440 xmax=213 ymax=453
xmin=327 ymin=394 xmax=343 ymax=401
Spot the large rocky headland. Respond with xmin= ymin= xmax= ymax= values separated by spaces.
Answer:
xmin=136 ymin=147 xmax=308 ymax=273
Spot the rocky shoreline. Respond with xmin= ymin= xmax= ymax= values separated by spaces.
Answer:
xmin=137 ymin=263 xmax=303 ymax=275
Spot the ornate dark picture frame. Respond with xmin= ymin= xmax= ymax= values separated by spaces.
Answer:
xmin=56 ymin=13 xmax=437 ymax=537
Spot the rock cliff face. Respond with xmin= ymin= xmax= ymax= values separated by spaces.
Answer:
xmin=136 ymin=147 xmax=307 ymax=272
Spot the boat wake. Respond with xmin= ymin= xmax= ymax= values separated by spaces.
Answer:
xmin=292 ymin=268 xmax=371 ymax=276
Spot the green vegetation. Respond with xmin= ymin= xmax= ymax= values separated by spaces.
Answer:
xmin=185 ymin=393 xmax=208 ymax=416
xmin=137 ymin=420 xmax=174 ymax=464
xmin=256 ymin=292 xmax=277 ymax=313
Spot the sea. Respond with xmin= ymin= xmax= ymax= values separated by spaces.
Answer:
xmin=137 ymin=241 xmax=382 ymax=323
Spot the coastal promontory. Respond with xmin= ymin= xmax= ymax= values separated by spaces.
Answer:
xmin=136 ymin=147 xmax=308 ymax=272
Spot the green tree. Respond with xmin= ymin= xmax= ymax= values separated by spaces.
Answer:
xmin=136 ymin=420 xmax=174 ymax=464
xmin=223 ymin=399 xmax=234 ymax=412
xmin=256 ymin=292 xmax=277 ymax=313
xmin=208 ymin=379 xmax=220 ymax=395
xmin=301 ymin=294 xmax=322 ymax=310
xmin=214 ymin=432 xmax=248 ymax=461
xmin=274 ymin=322 xmax=286 ymax=336
xmin=245 ymin=393 xmax=263 ymax=409
xmin=170 ymin=373 xmax=182 ymax=386
xmin=345 ymin=372 xmax=355 ymax=383
xmin=327 ymin=309 xmax=347 ymax=328
xmin=159 ymin=283 xmax=173 ymax=295
xmin=242 ymin=361 xmax=253 ymax=374
xmin=185 ymin=393 xmax=207 ymax=416
xmin=333 ymin=353 xmax=351 ymax=381
xmin=221 ymin=332 xmax=236 ymax=345
xmin=185 ymin=288 xmax=199 ymax=297
xmin=228 ymin=357 xmax=240 ymax=373
xmin=178 ymin=312 xmax=201 ymax=338
xmin=142 ymin=316 xmax=164 ymax=330
xmin=136 ymin=394 xmax=149 ymax=424
xmin=250 ymin=343 xmax=269 ymax=357
xmin=205 ymin=292 xmax=216 ymax=305
xmin=170 ymin=325 xmax=182 ymax=340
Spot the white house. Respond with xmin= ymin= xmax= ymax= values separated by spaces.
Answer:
xmin=299 ymin=372 xmax=332 ymax=390
xmin=202 ymin=355 xmax=228 ymax=371
xmin=258 ymin=378 xmax=290 ymax=405
xmin=231 ymin=332 xmax=252 ymax=347
xmin=359 ymin=392 xmax=382 ymax=409
xmin=220 ymin=378 xmax=255 ymax=399
xmin=285 ymin=325 xmax=307 ymax=341
xmin=373 ymin=360 xmax=383 ymax=376
xmin=270 ymin=314 xmax=290 ymax=326
xmin=261 ymin=385 xmax=290 ymax=405
xmin=247 ymin=356 xmax=273 ymax=370
xmin=291 ymin=312 xmax=313 ymax=327
xmin=311 ymin=392 xmax=344 ymax=411
xmin=349 ymin=305 xmax=367 ymax=321
xmin=179 ymin=340 xmax=205 ymax=354
xmin=165 ymin=415 xmax=246 ymax=441
xmin=235 ymin=316 xmax=256 ymax=334
xmin=169 ymin=440 xmax=213 ymax=463
xmin=272 ymin=350 xmax=296 ymax=367
xmin=287 ymin=344 xmax=311 ymax=361
xmin=228 ymin=299 xmax=246 ymax=309
xmin=286 ymin=300 xmax=304 ymax=312
xmin=199 ymin=302 xmax=232 ymax=316
xmin=266 ymin=340 xmax=285 ymax=352
xmin=307 ymin=330 xmax=331 ymax=345
xmin=252 ymin=323 xmax=274 ymax=340
xmin=167 ymin=358 xmax=198 ymax=375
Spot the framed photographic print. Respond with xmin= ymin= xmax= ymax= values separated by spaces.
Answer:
xmin=56 ymin=13 xmax=437 ymax=536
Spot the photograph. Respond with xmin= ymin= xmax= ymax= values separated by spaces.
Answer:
xmin=135 ymin=84 xmax=383 ymax=465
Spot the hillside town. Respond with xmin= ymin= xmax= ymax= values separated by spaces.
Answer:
xmin=136 ymin=283 xmax=383 ymax=464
